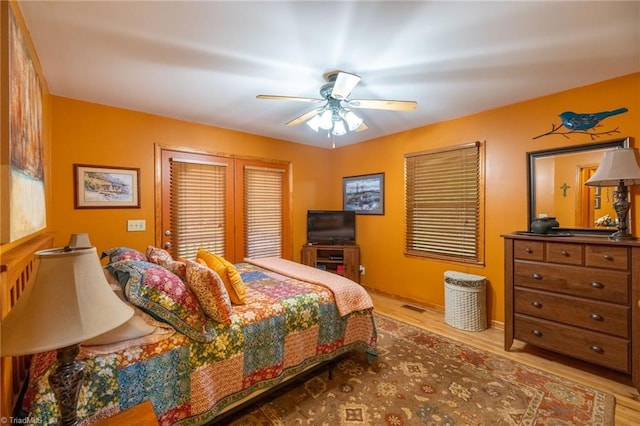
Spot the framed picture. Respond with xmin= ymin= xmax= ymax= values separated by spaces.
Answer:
xmin=343 ymin=173 xmax=384 ymax=215
xmin=74 ymin=164 xmax=140 ymax=209
xmin=1 ymin=4 xmax=46 ymax=243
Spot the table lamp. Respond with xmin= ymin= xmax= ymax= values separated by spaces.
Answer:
xmin=65 ymin=232 xmax=92 ymax=250
xmin=585 ymin=147 xmax=640 ymax=240
xmin=0 ymin=236 xmax=134 ymax=425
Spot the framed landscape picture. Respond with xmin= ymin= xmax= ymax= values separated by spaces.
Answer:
xmin=74 ymin=164 xmax=140 ymax=209
xmin=343 ymin=172 xmax=384 ymax=215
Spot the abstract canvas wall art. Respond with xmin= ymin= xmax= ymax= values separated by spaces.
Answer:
xmin=1 ymin=4 xmax=46 ymax=243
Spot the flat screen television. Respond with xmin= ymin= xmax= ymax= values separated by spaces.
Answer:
xmin=307 ymin=210 xmax=356 ymax=245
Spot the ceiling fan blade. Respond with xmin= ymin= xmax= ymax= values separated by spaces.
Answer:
xmin=355 ymin=122 xmax=368 ymax=132
xmin=257 ymin=95 xmax=323 ymax=103
xmin=347 ymin=99 xmax=417 ymax=111
xmin=331 ymin=72 xmax=361 ymax=100
xmin=285 ymin=108 xmax=322 ymax=127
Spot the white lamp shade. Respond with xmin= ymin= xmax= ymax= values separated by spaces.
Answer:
xmin=305 ymin=115 xmax=321 ymax=132
xmin=586 ymin=148 xmax=640 ymax=186
xmin=343 ymin=110 xmax=363 ymax=131
xmin=319 ymin=110 xmax=333 ymax=130
xmin=1 ymin=247 xmax=134 ymax=356
xmin=331 ymin=72 xmax=361 ymax=100
xmin=332 ymin=119 xmax=347 ymax=136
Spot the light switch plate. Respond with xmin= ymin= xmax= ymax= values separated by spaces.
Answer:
xmin=127 ymin=219 xmax=146 ymax=232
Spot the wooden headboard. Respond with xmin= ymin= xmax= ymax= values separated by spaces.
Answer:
xmin=1 ymin=234 xmax=54 ymax=418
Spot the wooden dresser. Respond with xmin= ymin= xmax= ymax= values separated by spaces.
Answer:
xmin=503 ymin=233 xmax=640 ymax=390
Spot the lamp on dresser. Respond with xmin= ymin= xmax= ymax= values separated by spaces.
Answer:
xmin=585 ymin=147 xmax=640 ymax=241
xmin=0 ymin=235 xmax=134 ymax=426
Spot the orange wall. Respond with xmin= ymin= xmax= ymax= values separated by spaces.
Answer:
xmin=48 ymin=97 xmax=333 ymax=259
xmin=2 ymin=0 xmax=638 ymax=326
xmin=331 ymin=73 xmax=639 ymax=323
xmin=12 ymin=74 xmax=640 ymax=327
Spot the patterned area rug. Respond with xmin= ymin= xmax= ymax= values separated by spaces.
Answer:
xmin=223 ymin=313 xmax=615 ymax=425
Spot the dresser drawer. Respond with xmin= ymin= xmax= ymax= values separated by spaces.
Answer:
xmin=514 ymin=314 xmax=630 ymax=372
xmin=585 ymin=245 xmax=628 ymax=270
xmin=546 ymin=242 xmax=583 ymax=265
xmin=513 ymin=240 xmax=544 ymax=261
xmin=514 ymin=261 xmax=629 ymax=303
xmin=514 ymin=288 xmax=629 ymax=338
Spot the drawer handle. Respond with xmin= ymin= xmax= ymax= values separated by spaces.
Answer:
xmin=603 ymin=254 xmax=613 ymax=261
xmin=590 ymin=281 xmax=604 ymax=289
xmin=590 ymin=345 xmax=604 ymax=354
xmin=525 ymin=248 xmax=533 ymax=253
xmin=590 ymin=313 xmax=604 ymax=321
xmin=532 ymin=273 xmax=542 ymax=280
xmin=531 ymin=329 xmax=543 ymax=337
xmin=561 ymin=250 xmax=569 ymax=257
xmin=531 ymin=301 xmax=543 ymax=308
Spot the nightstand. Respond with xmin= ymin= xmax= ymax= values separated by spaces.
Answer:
xmin=94 ymin=400 xmax=158 ymax=426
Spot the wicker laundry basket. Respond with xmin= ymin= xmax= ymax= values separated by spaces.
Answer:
xmin=444 ymin=271 xmax=488 ymax=332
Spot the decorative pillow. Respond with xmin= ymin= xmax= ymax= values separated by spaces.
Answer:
xmin=158 ymin=258 xmax=187 ymax=281
xmin=185 ymin=260 xmax=233 ymax=324
xmin=196 ymin=249 xmax=246 ymax=305
xmin=106 ymin=260 xmax=210 ymax=342
xmin=101 ymin=247 xmax=147 ymax=264
xmin=146 ymin=246 xmax=173 ymax=264
xmin=146 ymin=246 xmax=188 ymax=280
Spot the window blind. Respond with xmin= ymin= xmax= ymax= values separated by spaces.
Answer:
xmin=243 ymin=165 xmax=284 ymax=258
xmin=405 ymin=142 xmax=481 ymax=263
xmin=170 ymin=158 xmax=227 ymax=260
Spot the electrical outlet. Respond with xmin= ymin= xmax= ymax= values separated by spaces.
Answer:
xmin=127 ymin=219 xmax=146 ymax=232
xmin=359 ymin=265 xmax=365 ymax=275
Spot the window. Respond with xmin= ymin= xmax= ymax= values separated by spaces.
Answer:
xmin=158 ymin=148 xmax=291 ymax=262
xmin=404 ymin=141 xmax=483 ymax=264
xmin=169 ymin=158 xmax=229 ymax=260
xmin=241 ymin=164 xmax=286 ymax=259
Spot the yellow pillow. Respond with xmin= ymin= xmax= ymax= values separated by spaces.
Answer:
xmin=196 ymin=249 xmax=246 ymax=305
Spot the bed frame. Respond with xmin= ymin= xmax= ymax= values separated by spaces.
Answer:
xmin=0 ymin=234 xmax=54 ymax=418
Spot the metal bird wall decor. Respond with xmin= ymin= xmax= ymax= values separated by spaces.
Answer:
xmin=533 ymin=107 xmax=628 ymax=140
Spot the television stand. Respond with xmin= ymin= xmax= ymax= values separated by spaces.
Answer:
xmin=301 ymin=244 xmax=360 ymax=283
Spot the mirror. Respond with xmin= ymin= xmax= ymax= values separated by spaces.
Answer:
xmin=527 ymin=137 xmax=631 ymax=234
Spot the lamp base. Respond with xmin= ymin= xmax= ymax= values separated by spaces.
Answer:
xmin=49 ymin=344 xmax=84 ymax=426
xmin=609 ymin=231 xmax=638 ymax=241
xmin=610 ymin=183 xmax=636 ymax=241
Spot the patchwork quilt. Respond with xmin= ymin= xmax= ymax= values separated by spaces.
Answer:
xmin=22 ymin=262 xmax=377 ymax=425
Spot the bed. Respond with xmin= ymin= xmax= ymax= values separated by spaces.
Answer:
xmin=14 ymin=245 xmax=377 ymax=425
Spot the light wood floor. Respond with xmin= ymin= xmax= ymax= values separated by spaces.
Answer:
xmin=368 ymin=289 xmax=640 ymax=425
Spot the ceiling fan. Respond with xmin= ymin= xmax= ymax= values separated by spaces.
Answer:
xmin=257 ymin=71 xmax=417 ymax=137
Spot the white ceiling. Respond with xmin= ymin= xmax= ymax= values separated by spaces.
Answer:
xmin=19 ymin=1 xmax=640 ymax=149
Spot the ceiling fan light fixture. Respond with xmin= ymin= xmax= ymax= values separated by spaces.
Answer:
xmin=319 ymin=109 xmax=333 ymax=130
xmin=332 ymin=119 xmax=347 ymax=136
xmin=257 ymin=70 xmax=416 ymax=140
xmin=342 ymin=109 xmax=363 ymax=131
xmin=306 ymin=115 xmax=321 ymax=132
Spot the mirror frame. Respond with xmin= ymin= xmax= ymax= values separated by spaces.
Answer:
xmin=527 ymin=137 xmax=631 ymax=235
